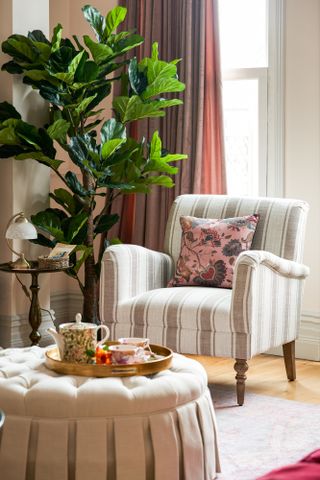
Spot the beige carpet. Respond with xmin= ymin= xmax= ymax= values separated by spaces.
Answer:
xmin=210 ymin=384 xmax=320 ymax=480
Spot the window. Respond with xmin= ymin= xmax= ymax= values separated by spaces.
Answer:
xmin=218 ymin=0 xmax=284 ymax=197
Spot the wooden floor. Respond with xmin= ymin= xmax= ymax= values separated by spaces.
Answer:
xmin=189 ymin=354 xmax=320 ymax=404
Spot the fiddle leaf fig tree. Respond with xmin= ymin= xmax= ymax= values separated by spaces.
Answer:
xmin=0 ymin=5 xmax=187 ymax=324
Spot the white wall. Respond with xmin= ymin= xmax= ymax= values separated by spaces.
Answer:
xmin=284 ymin=0 xmax=320 ymax=358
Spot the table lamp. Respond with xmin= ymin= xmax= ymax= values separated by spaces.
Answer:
xmin=5 ymin=212 xmax=38 ymax=269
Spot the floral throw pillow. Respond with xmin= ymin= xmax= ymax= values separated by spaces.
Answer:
xmin=168 ymin=214 xmax=260 ymax=289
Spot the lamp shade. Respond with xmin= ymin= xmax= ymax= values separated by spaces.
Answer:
xmin=5 ymin=213 xmax=37 ymax=240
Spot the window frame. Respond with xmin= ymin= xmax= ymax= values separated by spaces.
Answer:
xmin=220 ymin=0 xmax=284 ymax=197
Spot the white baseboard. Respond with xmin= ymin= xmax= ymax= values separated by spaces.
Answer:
xmin=267 ymin=310 xmax=320 ymax=361
xmin=0 ymin=310 xmax=56 ymax=348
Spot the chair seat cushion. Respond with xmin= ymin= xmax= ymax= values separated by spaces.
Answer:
xmin=114 ymin=287 xmax=235 ymax=356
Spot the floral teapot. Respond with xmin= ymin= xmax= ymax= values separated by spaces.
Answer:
xmin=48 ymin=313 xmax=110 ymax=364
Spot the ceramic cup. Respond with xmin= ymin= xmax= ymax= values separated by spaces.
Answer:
xmin=109 ymin=344 xmax=145 ymax=365
xmin=118 ymin=337 xmax=150 ymax=348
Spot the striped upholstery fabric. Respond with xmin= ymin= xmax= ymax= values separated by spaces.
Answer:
xmin=100 ymin=195 xmax=309 ymax=360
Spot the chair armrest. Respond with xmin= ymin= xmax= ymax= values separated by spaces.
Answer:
xmin=231 ymin=250 xmax=309 ymax=358
xmin=100 ymin=244 xmax=175 ymax=319
xmin=235 ymin=250 xmax=310 ymax=280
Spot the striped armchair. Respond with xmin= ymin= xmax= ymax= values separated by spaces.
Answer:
xmin=100 ymin=195 xmax=309 ymax=405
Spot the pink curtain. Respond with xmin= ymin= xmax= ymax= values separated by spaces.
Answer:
xmin=112 ymin=0 xmax=226 ymax=249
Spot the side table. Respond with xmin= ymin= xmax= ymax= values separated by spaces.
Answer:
xmin=0 ymin=261 xmax=70 ymax=345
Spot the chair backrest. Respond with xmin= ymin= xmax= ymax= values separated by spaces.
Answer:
xmin=164 ymin=195 xmax=309 ymax=263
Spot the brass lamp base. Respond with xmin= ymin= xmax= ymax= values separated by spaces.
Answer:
xmin=9 ymin=254 xmax=31 ymax=269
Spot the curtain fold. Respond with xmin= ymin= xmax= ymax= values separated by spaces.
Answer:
xmin=112 ymin=0 xmax=226 ymax=250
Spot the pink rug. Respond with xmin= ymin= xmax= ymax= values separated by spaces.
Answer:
xmin=210 ymin=384 xmax=320 ymax=480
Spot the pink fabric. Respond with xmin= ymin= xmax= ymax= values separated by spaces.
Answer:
xmin=258 ymin=449 xmax=320 ymax=480
xmin=169 ymin=214 xmax=259 ymax=289
xmin=202 ymin=0 xmax=226 ymax=194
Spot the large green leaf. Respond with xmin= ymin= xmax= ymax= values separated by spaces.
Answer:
xmin=74 ymin=59 xmax=99 ymax=83
xmin=94 ymin=213 xmax=119 ymax=234
xmin=66 ymin=137 xmax=88 ymax=170
xmin=72 ymin=245 xmax=93 ymax=274
xmin=34 ymin=42 xmax=52 ymax=62
xmin=50 ymin=50 xmax=86 ymax=84
xmin=101 ymin=138 xmax=125 ymax=160
xmin=83 ymin=35 xmax=113 ymax=64
xmin=0 ymin=102 xmax=21 ymax=121
xmin=82 ymin=5 xmax=105 ymax=41
xmin=47 ymin=119 xmax=70 ymax=142
xmin=51 ymin=24 xmax=62 ymax=52
xmin=28 ymin=30 xmax=50 ymax=45
xmin=83 ymin=118 xmax=102 ymax=133
xmin=145 ymin=175 xmax=174 ymax=187
xmin=51 ymin=23 xmax=62 ymax=52
xmin=144 ymin=131 xmax=187 ymax=174
xmin=145 ymin=59 xmax=176 ymax=84
xmin=66 ymin=134 xmax=100 ymax=174
xmin=1 ymin=61 xmax=23 ymax=74
xmin=85 ymin=82 xmax=111 ymax=110
xmin=23 ymin=69 xmax=56 ymax=83
xmin=31 ymin=209 xmax=65 ymax=241
xmin=64 ymin=211 xmax=89 ymax=242
xmin=150 ymin=130 xmax=161 ymax=157
xmin=65 ymin=171 xmax=90 ymax=197
xmin=104 ymin=6 xmax=127 ymax=40
xmin=153 ymin=98 xmax=183 ymax=109
xmin=49 ymin=188 xmax=76 ymax=215
xmin=69 ymin=50 xmax=86 ymax=76
xmin=113 ymin=96 xmax=166 ymax=123
xmin=0 ymin=127 xmax=20 ymax=145
xmin=100 ymin=119 xmax=126 ymax=143
xmin=38 ymin=128 xmax=57 ymax=158
xmin=51 ymin=71 xmax=74 ymax=84
xmin=128 ymin=57 xmax=147 ymax=95
xmin=75 ymin=95 xmax=97 ymax=115
xmin=30 ymin=233 xmax=56 ymax=249
xmin=113 ymin=34 xmax=144 ymax=57
xmin=2 ymin=34 xmax=38 ymax=62
xmin=7 ymin=120 xmax=54 ymax=156
xmin=138 ymin=43 xmax=185 ymax=99
xmin=48 ymin=46 xmax=76 ymax=74
xmin=142 ymin=77 xmax=185 ymax=100
xmin=38 ymin=83 xmax=65 ymax=106
xmin=109 ymin=31 xmax=131 ymax=44
xmin=0 ymin=145 xmax=25 ymax=158
xmin=15 ymin=152 xmax=63 ymax=170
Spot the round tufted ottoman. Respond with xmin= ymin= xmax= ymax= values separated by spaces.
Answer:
xmin=0 ymin=347 xmax=220 ymax=480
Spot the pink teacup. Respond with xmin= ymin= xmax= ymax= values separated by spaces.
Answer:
xmin=109 ymin=344 xmax=145 ymax=365
xmin=118 ymin=337 xmax=150 ymax=348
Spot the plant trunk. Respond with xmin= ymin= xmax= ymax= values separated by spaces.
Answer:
xmin=82 ymin=171 xmax=100 ymax=324
xmin=83 ymin=254 xmax=99 ymax=324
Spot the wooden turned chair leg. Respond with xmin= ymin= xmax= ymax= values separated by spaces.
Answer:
xmin=282 ymin=340 xmax=296 ymax=381
xmin=234 ymin=359 xmax=249 ymax=406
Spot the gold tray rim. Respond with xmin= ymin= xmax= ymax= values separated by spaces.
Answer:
xmin=45 ymin=342 xmax=173 ymax=377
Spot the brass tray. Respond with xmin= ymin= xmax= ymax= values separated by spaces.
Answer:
xmin=45 ymin=343 xmax=173 ymax=377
